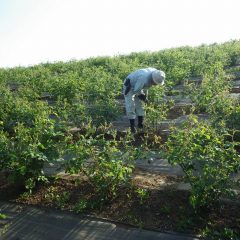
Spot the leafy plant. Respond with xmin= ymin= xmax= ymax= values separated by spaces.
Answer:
xmin=0 ymin=213 xmax=7 ymax=219
xmin=145 ymin=85 xmax=174 ymax=130
xmin=73 ymin=199 xmax=88 ymax=213
xmin=227 ymin=105 xmax=240 ymax=131
xmin=135 ymin=187 xmax=149 ymax=205
xmin=65 ymin=127 xmax=137 ymax=201
xmin=207 ymin=90 xmax=237 ymax=125
xmin=0 ymin=86 xmax=67 ymax=191
xmin=186 ymin=65 xmax=230 ymax=113
xmin=165 ymin=115 xmax=240 ymax=208
xmin=201 ymin=226 xmax=239 ymax=240
xmin=44 ymin=186 xmax=70 ymax=209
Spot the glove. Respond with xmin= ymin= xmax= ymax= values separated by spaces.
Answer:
xmin=138 ymin=93 xmax=147 ymax=102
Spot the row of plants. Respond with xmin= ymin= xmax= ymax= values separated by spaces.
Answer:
xmin=164 ymin=117 xmax=240 ymax=239
xmin=0 ymin=40 xmax=240 ymax=238
xmin=0 ymin=40 xmax=239 ymax=198
xmin=0 ymin=40 xmax=239 ymax=126
xmin=164 ymin=59 xmax=240 ymax=203
xmin=0 ymin=82 xmax=140 ymax=196
xmin=163 ymin=62 xmax=240 ymax=238
xmin=0 ymin=84 xmax=67 ymax=191
xmin=2 ymin=40 xmax=240 ymax=83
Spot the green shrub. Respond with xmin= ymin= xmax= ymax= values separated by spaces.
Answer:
xmin=227 ymin=105 xmax=240 ymax=131
xmin=65 ymin=127 xmax=137 ymax=200
xmin=187 ymin=64 xmax=230 ymax=113
xmin=166 ymin=115 xmax=240 ymax=208
xmin=0 ymin=87 xmax=67 ymax=191
xmin=201 ymin=226 xmax=239 ymax=240
xmin=145 ymin=85 xmax=174 ymax=130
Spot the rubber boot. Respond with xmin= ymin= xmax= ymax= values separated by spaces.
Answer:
xmin=138 ymin=116 xmax=144 ymax=129
xmin=129 ymin=119 xmax=136 ymax=133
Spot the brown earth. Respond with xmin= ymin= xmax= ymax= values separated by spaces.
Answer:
xmin=0 ymin=168 xmax=239 ymax=236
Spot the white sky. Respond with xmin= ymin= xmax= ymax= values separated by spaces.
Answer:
xmin=0 ymin=0 xmax=240 ymax=68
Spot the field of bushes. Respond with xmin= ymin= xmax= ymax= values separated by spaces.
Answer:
xmin=0 ymin=40 xmax=240 ymax=239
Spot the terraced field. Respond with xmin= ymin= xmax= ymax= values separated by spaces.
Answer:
xmin=1 ymin=41 xmax=240 ymax=239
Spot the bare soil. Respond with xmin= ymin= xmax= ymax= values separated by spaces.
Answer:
xmin=0 ymin=168 xmax=239 ymax=236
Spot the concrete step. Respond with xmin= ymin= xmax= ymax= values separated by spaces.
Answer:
xmin=135 ymin=158 xmax=184 ymax=176
xmin=230 ymin=86 xmax=240 ymax=93
xmin=43 ymin=157 xmax=185 ymax=178
xmin=230 ymin=79 xmax=240 ymax=93
xmin=229 ymin=70 xmax=240 ymax=80
xmin=229 ymin=93 xmax=240 ymax=100
xmin=182 ymin=76 xmax=202 ymax=85
xmin=155 ymin=114 xmax=208 ymax=130
xmin=110 ymin=114 xmax=208 ymax=135
xmin=167 ymin=101 xmax=194 ymax=119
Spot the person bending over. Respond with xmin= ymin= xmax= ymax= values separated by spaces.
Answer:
xmin=123 ymin=67 xmax=165 ymax=133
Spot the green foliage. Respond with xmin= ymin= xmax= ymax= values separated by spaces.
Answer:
xmin=145 ymin=85 xmax=174 ymax=130
xmin=44 ymin=186 xmax=70 ymax=209
xmin=0 ymin=40 xmax=239 ymax=237
xmin=0 ymin=85 xmax=67 ymax=190
xmin=0 ymin=120 xmax=65 ymax=190
xmin=227 ymin=105 xmax=240 ymax=131
xmin=0 ymin=213 xmax=7 ymax=219
xmin=1 ymin=40 xmax=240 ymax=89
xmin=166 ymin=116 xmax=240 ymax=208
xmin=201 ymin=225 xmax=240 ymax=240
xmin=207 ymin=91 xmax=237 ymax=121
xmin=135 ymin=187 xmax=149 ymax=205
xmin=65 ymin=127 xmax=137 ymax=200
xmin=1 ymin=40 xmax=239 ymax=128
xmin=46 ymin=73 xmax=80 ymax=102
xmin=157 ymin=47 xmax=192 ymax=84
xmin=186 ymin=64 xmax=230 ymax=113
xmin=73 ymin=199 xmax=88 ymax=213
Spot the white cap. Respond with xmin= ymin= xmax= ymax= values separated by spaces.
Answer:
xmin=152 ymin=70 xmax=165 ymax=85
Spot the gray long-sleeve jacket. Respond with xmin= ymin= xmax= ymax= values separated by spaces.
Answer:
xmin=125 ymin=67 xmax=159 ymax=95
